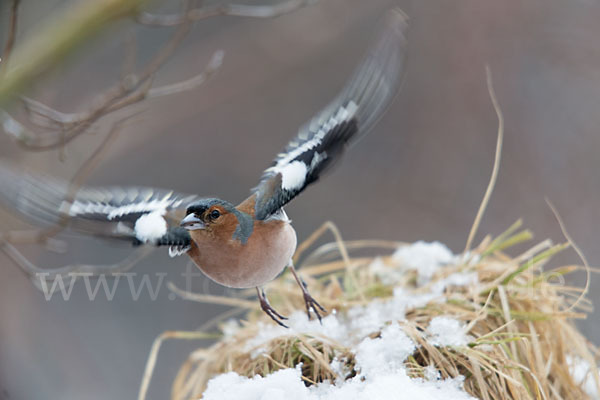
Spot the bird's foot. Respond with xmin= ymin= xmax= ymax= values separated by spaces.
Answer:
xmin=288 ymin=264 xmax=327 ymax=323
xmin=301 ymin=289 xmax=326 ymax=323
xmin=257 ymin=288 xmax=288 ymax=328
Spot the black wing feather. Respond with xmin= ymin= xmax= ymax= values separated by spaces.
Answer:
xmin=253 ymin=9 xmax=408 ymax=220
xmin=0 ymin=161 xmax=197 ymax=251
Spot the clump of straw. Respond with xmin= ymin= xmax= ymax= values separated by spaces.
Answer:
xmin=138 ymin=68 xmax=598 ymax=400
xmin=150 ymin=218 xmax=597 ymax=400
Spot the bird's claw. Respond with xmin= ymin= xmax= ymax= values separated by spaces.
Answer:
xmin=302 ymin=291 xmax=326 ymax=323
xmin=257 ymin=288 xmax=288 ymax=328
xmin=288 ymin=266 xmax=326 ymax=323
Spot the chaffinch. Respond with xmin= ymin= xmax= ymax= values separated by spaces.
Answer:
xmin=0 ymin=9 xmax=407 ymax=326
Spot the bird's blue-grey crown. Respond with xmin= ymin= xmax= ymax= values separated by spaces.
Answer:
xmin=185 ymin=198 xmax=234 ymax=216
xmin=183 ymin=198 xmax=254 ymax=244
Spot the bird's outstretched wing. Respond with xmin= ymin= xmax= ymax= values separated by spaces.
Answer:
xmin=252 ymin=9 xmax=408 ymax=220
xmin=0 ymin=162 xmax=198 ymax=256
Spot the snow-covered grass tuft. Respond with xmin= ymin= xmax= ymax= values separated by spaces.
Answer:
xmin=149 ymin=220 xmax=598 ymax=400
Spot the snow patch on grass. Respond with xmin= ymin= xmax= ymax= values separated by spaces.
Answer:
xmin=427 ymin=316 xmax=472 ymax=347
xmin=205 ymin=322 xmax=476 ymax=400
xmin=567 ymin=355 xmax=600 ymax=399
xmin=392 ymin=241 xmax=455 ymax=284
xmin=203 ymin=241 xmax=481 ymax=399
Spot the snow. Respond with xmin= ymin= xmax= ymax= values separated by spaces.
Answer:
xmin=371 ymin=243 xmax=476 ymax=294
xmin=203 ymin=241 xmax=480 ymax=400
xmin=203 ymin=368 xmax=308 ymax=400
xmin=354 ymin=323 xmax=416 ymax=376
xmin=430 ymin=271 xmax=478 ymax=295
xmin=205 ymin=326 xmax=477 ymax=400
xmin=221 ymin=318 xmax=242 ymax=339
xmin=245 ymin=287 xmax=439 ymax=356
xmin=567 ymin=355 xmax=600 ymax=399
xmin=369 ymin=257 xmax=404 ymax=285
xmin=427 ymin=317 xmax=472 ymax=347
xmin=392 ymin=241 xmax=455 ymax=284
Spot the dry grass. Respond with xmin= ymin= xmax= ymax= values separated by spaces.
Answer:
xmin=156 ymin=219 xmax=599 ymax=400
xmin=138 ymin=68 xmax=598 ymax=400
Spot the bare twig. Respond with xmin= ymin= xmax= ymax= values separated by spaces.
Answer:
xmin=0 ymin=115 xmax=148 ymax=285
xmin=1 ymin=241 xmax=154 ymax=288
xmin=137 ymin=0 xmax=318 ymax=26
xmin=121 ymin=29 xmax=138 ymax=83
xmin=3 ymin=4 xmax=223 ymax=151
xmin=69 ymin=113 xmax=143 ymax=195
xmin=21 ymin=96 xmax=83 ymax=129
xmin=0 ymin=0 xmax=150 ymax=105
xmin=0 ymin=113 xmax=133 ymax=244
xmin=167 ymin=281 xmax=259 ymax=309
xmin=148 ymin=50 xmax=224 ymax=98
xmin=0 ymin=0 xmax=317 ymax=291
xmin=0 ymin=0 xmax=21 ymax=75
xmin=1 ymin=0 xmax=189 ymax=149
xmin=464 ymin=65 xmax=504 ymax=254
xmin=40 ymin=113 xmax=143 ymax=239
xmin=1 ymin=0 xmax=319 ymax=151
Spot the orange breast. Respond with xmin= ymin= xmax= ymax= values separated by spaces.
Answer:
xmin=188 ymin=220 xmax=297 ymax=288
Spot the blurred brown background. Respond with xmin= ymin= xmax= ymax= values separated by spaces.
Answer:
xmin=1 ymin=0 xmax=599 ymax=399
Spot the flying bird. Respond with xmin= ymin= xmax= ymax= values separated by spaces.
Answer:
xmin=0 ymin=9 xmax=408 ymax=326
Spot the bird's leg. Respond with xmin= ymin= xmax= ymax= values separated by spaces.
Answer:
xmin=256 ymin=287 xmax=288 ymax=328
xmin=288 ymin=263 xmax=326 ymax=323
xmin=292 ymin=221 xmax=348 ymax=265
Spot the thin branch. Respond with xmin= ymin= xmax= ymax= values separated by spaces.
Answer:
xmin=37 ymin=113 xmax=144 ymax=239
xmin=463 ymin=65 xmax=504 ymax=253
xmin=1 ymin=0 xmax=317 ymax=151
xmin=0 ymin=115 xmax=147 ymax=285
xmin=0 ymin=0 xmax=151 ymax=106
xmin=74 ymin=115 xmax=142 ymax=191
xmin=1 ymin=1 xmax=188 ymax=148
xmin=138 ymin=0 xmax=318 ymax=26
xmin=3 ymin=2 xmax=221 ymax=151
xmin=0 ymin=0 xmax=21 ymax=75
xmin=1 ymin=241 xmax=154 ymax=290
xmin=167 ymin=281 xmax=259 ymax=309
xmin=148 ymin=50 xmax=223 ymax=98
xmin=21 ymin=96 xmax=83 ymax=129
xmin=121 ymin=29 xmax=138 ymax=83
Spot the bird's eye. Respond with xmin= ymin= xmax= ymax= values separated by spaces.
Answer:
xmin=209 ymin=209 xmax=221 ymax=220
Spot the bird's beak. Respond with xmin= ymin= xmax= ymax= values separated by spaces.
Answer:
xmin=180 ymin=213 xmax=205 ymax=230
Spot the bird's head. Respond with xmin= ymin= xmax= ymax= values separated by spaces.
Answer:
xmin=180 ymin=198 xmax=254 ymax=244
